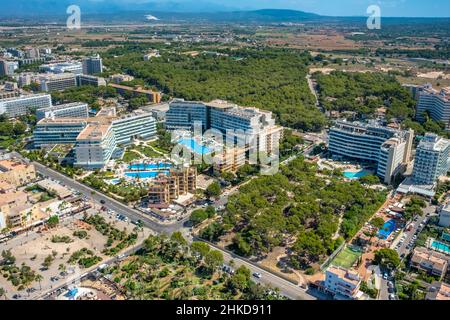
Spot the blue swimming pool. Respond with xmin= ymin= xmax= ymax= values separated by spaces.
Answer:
xmin=125 ymin=171 xmax=170 ymax=179
xmin=128 ymin=163 xmax=172 ymax=171
xmin=343 ymin=170 xmax=371 ymax=179
xmin=178 ymin=138 xmax=212 ymax=155
xmin=431 ymin=240 xmax=450 ymax=254
xmin=377 ymin=219 xmax=397 ymax=240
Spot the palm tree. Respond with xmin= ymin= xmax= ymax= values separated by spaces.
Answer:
xmin=0 ymin=287 xmax=6 ymax=300
xmin=58 ymin=263 xmax=67 ymax=276
xmin=35 ymin=274 xmax=43 ymax=291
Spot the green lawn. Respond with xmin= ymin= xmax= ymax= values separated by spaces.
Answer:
xmin=123 ymin=151 xmax=142 ymax=162
xmin=331 ymin=247 xmax=362 ymax=269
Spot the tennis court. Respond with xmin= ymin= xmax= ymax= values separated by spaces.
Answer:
xmin=331 ymin=246 xmax=362 ymax=269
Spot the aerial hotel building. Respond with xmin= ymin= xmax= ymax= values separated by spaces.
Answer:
xmin=33 ymin=108 xmax=157 ymax=169
xmin=0 ymin=93 xmax=52 ymax=118
xmin=166 ymin=99 xmax=283 ymax=155
xmin=415 ymin=84 xmax=450 ymax=130
xmin=36 ymin=102 xmax=89 ymax=121
xmin=412 ymin=133 xmax=450 ymax=186
xmin=328 ymin=120 xmax=414 ymax=184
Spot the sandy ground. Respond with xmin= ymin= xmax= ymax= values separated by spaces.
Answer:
xmin=0 ymin=211 xmax=148 ymax=298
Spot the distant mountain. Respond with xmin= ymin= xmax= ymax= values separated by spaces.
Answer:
xmin=0 ymin=0 xmax=320 ymax=22
xmin=0 ymin=0 xmax=235 ymax=17
xmin=243 ymin=9 xmax=320 ymax=20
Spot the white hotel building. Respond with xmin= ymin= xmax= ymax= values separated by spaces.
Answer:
xmin=0 ymin=93 xmax=52 ymax=118
xmin=415 ymin=84 xmax=450 ymax=130
xmin=36 ymin=102 xmax=89 ymax=121
xmin=166 ymin=99 xmax=283 ymax=155
xmin=33 ymin=108 xmax=157 ymax=169
xmin=328 ymin=120 xmax=414 ymax=184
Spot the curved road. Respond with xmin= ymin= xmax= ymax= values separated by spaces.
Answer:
xmin=33 ymin=162 xmax=186 ymax=234
xmin=33 ymin=161 xmax=320 ymax=300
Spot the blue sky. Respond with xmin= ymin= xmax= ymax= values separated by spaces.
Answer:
xmin=2 ymin=0 xmax=449 ymax=17
xmin=97 ymin=0 xmax=450 ymax=17
xmin=241 ymin=0 xmax=450 ymax=17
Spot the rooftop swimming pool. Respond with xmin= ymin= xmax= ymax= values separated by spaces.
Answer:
xmin=431 ymin=240 xmax=450 ymax=254
xmin=124 ymin=171 xmax=170 ymax=179
xmin=343 ymin=170 xmax=372 ymax=179
xmin=377 ymin=219 xmax=397 ymax=240
xmin=178 ymin=138 xmax=212 ymax=155
xmin=128 ymin=163 xmax=172 ymax=171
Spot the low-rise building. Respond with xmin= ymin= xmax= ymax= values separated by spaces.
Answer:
xmin=109 ymin=83 xmax=162 ymax=104
xmin=0 ymin=159 xmax=36 ymax=186
xmin=36 ymin=178 xmax=74 ymax=200
xmin=109 ymin=74 xmax=134 ymax=84
xmin=426 ymin=281 xmax=450 ymax=300
xmin=410 ymin=247 xmax=449 ymax=280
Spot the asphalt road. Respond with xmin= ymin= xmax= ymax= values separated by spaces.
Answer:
xmin=213 ymin=245 xmax=322 ymax=300
xmin=33 ymin=162 xmax=320 ymax=300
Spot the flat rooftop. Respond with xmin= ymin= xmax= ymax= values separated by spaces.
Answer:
xmin=327 ymin=265 xmax=361 ymax=286
xmin=0 ymin=159 xmax=32 ymax=172
xmin=77 ymin=123 xmax=112 ymax=141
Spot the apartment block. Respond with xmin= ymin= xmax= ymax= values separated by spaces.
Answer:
xmin=33 ymin=118 xmax=88 ymax=148
xmin=0 ymin=59 xmax=18 ymax=76
xmin=76 ymin=74 xmax=106 ymax=87
xmin=111 ymin=110 xmax=157 ymax=146
xmin=82 ymin=54 xmax=103 ymax=75
xmin=39 ymin=73 xmax=78 ymax=92
xmin=412 ymin=133 xmax=450 ymax=185
xmin=0 ymin=93 xmax=52 ymax=118
xmin=39 ymin=62 xmax=83 ymax=75
xmin=415 ymin=84 xmax=450 ymax=129
xmin=213 ymin=147 xmax=246 ymax=174
xmin=36 ymin=102 xmax=89 ymax=121
xmin=411 ymin=247 xmax=449 ymax=280
xmin=324 ymin=266 xmax=362 ymax=300
xmin=147 ymin=167 xmax=197 ymax=208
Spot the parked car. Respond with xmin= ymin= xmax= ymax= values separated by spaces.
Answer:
xmin=389 ymin=294 xmax=396 ymax=300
